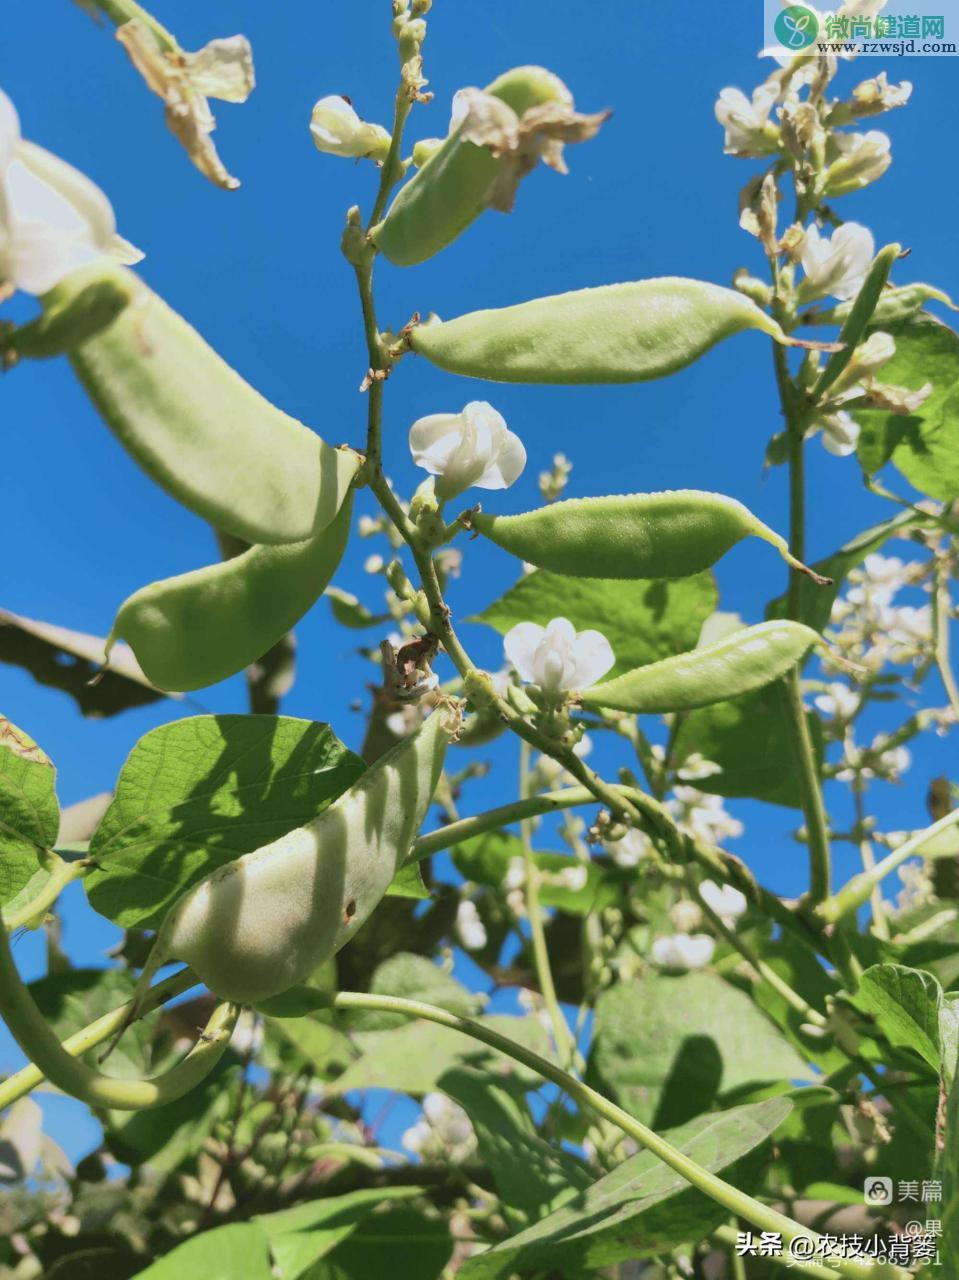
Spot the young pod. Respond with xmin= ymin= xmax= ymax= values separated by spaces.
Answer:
xmin=371 ymin=66 xmax=595 ymax=267
xmin=131 ymin=703 xmax=462 ymax=1005
xmin=108 ymin=491 xmax=355 ymax=692
xmin=470 ymin=491 xmax=828 ymax=583
xmin=578 ymin=620 xmax=821 ymax=714
xmin=10 ymin=263 xmax=361 ymax=546
xmin=409 ymin=279 xmax=807 ymax=384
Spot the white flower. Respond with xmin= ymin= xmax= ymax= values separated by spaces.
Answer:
xmin=714 ymin=85 xmax=779 ymax=156
xmin=670 ymin=787 xmax=744 ymax=845
xmin=604 ymin=827 xmax=651 ymax=869
xmin=881 ymin=603 xmax=932 ymax=652
xmin=505 ymin=887 xmax=526 ymax=918
xmin=847 ymin=553 xmax=908 ymax=609
xmin=556 ymin=864 xmax=588 ymax=892
xmin=670 ymin=899 xmax=704 ymax=934
xmin=363 ymin=554 xmax=385 ymax=574
xmin=504 ymin=617 xmax=614 ymax=693
xmin=811 ymin=409 xmax=860 ymax=457
xmin=409 ymin=401 xmax=526 ymax=502
xmin=455 ymin=899 xmax=487 ymax=951
xmin=873 ymin=742 xmax=911 ymax=777
xmin=814 ymin=682 xmax=859 ymax=720
xmin=799 ymin=222 xmax=875 ymax=302
xmin=1 ymin=89 xmax=141 ymax=296
xmin=652 ymin=933 xmax=715 ymax=971
xmin=504 ymin=857 xmax=526 ymax=891
xmin=824 ymin=130 xmax=891 ymax=196
xmin=676 ymin=753 xmax=722 ymax=782
xmin=310 ymin=95 xmax=391 ymax=160
xmin=699 ymin=879 xmax=748 ymax=923
xmin=403 ymin=1093 xmax=475 ymax=1160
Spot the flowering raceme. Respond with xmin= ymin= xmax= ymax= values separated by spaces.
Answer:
xmin=0 ymin=88 xmax=140 ymax=296
xmin=409 ymin=401 xmax=526 ymax=502
xmin=504 ymin=617 xmax=614 ymax=693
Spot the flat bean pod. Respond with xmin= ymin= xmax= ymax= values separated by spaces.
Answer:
xmin=134 ymin=704 xmax=462 ymax=1005
xmin=10 ymin=263 xmax=360 ymax=545
xmin=371 ymin=66 xmax=572 ymax=267
xmin=108 ymin=492 xmax=355 ymax=692
xmin=579 ymin=620 xmax=821 ymax=713
xmin=471 ymin=491 xmax=828 ymax=582
xmin=409 ymin=279 xmax=800 ymax=384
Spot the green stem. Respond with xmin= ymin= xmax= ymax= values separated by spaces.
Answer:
xmin=517 ymin=740 xmax=580 ymax=1070
xmin=712 ymin=1224 xmax=844 ymax=1280
xmin=0 ymin=926 xmax=237 ymax=1110
xmin=90 ymin=0 xmax=177 ymax=49
xmin=3 ymin=854 xmax=88 ymax=933
xmin=933 ymin=557 xmax=959 ymax=720
xmin=324 ymin=992 xmax=907 ymax=1280
xmin=782 ymin=667 xmax=832 ymax=903
xmin=816 ymin=807 xmax=959 ymax=925
xmin=0 ymin=967 xmax=197 ymax=1111
xmin=852 ymin=780 xmax=889 ymax=942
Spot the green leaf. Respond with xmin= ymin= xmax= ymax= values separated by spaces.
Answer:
xmin=130 ymin=1223 xmax=272 ymax=1280
xmin=256 ymin=1187 xmax=424 ymax=1280
xmin=0 ymin=717 xmax=59 ymax=905
xmin=671 ymin=684 xmax=824 ymax=808
xmin=308 ymin=1206 xmax=453 ymax=1280
xmin=854 ymin=312 xmax=959 ymax=501
xmin=348 ymin=953 xmax=482 ymax=1031
xmin=328 ymin=1015 xmax=552 ymax=1096
xmin=459 ymin=1098 xmax=792 ymax=1279
xmin=385 ymin=860 xmax=431 ymax=900
xmin=766 ymin=509 xmax=920 ymax=633
xmin=941 ymin=1016 xmax=959 ymax=1274
xmin=452 ymin=830 xmax=618 ymax=916
xmin=588 ymin=971 xmax=813 ymax=1128
xmin=0 ymin=607 xmax=167 ymax=718
xmin=440 ymin=1067 xmax=591 ymax=1227
xmin=85 ymin=714 xmax=365 ymax=929
xmin=849 ymin=963 xmax=950 ymax=1077
xmin=471 ymin=570 xmax=718 ymax=677
xmin=263 ymin=1015 xmax=355 ymax=1082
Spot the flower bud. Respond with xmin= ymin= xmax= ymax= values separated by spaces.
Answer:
xmin=823 ymin=130 xmax=891 ymax=197
xmin=411 ymin=136 xmax=443 ymax=168
xmin=310 ymin=96 xmax=391 ymax=161
xmin=733 ymin=269 xmax=773 ymax=308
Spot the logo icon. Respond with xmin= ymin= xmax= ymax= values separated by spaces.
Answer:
xmin=774 ymin=4 xmax=819 ymax=49
xmin=864 ymin=1177 xmax=894 ymax=1206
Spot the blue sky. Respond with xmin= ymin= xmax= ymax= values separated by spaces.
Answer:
xmin=2 ymin=2 xmax=958 ymax=1164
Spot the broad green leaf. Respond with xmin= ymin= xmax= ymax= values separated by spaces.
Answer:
xmin=0 ymin=607 xmax=166 ymax=718
xmin=328 ymin=1015 xmax=552 ymax=1096
xmin=386 ymin=860 xmax=431 ymax=900
xmin=0 ymin=717 xmax=59 ymax=905
xmin=671 ymin=684 xmax=824 ymax=808
xmin=471 ymin=570 xmax=718 ymax=677
xmin=849 ymin=963 xmax=950 ymax=1078
xmin=766 ymin=509 xmax=920 ymax=633
xmin=264 ymin=1015 xmax=355 ymax=1081
xmin=308 ymin=1206 xmax=453 ymax=1280
xmin=453 ymin=830 xmax=618 ymax=916
xmin=440 ymin=1066 xmax=591 ymax=1228
xmin=256 ymin=1187 xmax=424 ymax=1280
xmin=941 ymin=1018 xmax=959 ymax=1274
xmin=130 ymin=1222 xmax=272 ymax=1280
xmin=854 ymin=312 xmax=959 ymax=501
xmin=28 ymin=968 xmax=151 ymax=1083
xmin=349 ymin=952 xmax=482 ymax=1031
xmin=459 ymin=1098 xmax=792 ymax=1279
xmin=588 ymin=971 xmax=813 ymax=1128
xmin=85 ymin=714 xmax=365 ymax=929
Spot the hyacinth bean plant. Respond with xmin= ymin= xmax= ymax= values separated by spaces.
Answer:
xmin=1 ymin=2 xmax=959 ymax=1277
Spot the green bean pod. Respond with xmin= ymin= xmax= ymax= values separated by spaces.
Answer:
xmin=470 ymin=491 xmax=829 ymax=582
xmin=409 ymin=279 xmax=801 ymax=384
xmin=371 ymin=66 xmax=573 ymax=267
xmin=133 ymin=703 xmax=462 ymax=1005
xmin=108 ymin=491 xmax=355 ymax=692
xmin=9 ymin=263 xmax=361 ymax=546
xmin=579 ymin=620 xmax=821 ymax=713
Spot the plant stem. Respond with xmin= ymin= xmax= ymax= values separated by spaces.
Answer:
xmin=90 ymin=0 xmax=177 ymax=49
xmin=3 ymin=853 xmax=89 ymax=933
xmin=782 ymin=667 xmax=832 ymax=904
xmin=0 ymin=924 xmax=237 ymax=1110
xmin=816 ymin=806 xmax=959 ymax=925
xmin=517 ymin=740 xmax=580 ymax=1070
xmin=324 ymin=991 xmax=908 ymax=1280
xmin=933 ymin=557 xmax=959 ymax=720
xmin=0 ymin=964 xmax=199 ymax=1110
xmin=852 ymin=779 xmax=889 ymax=941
